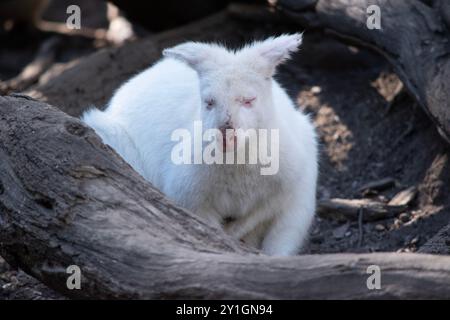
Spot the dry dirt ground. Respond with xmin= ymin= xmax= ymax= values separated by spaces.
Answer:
xmin=1 ymin=3 xmax=449 ymax=300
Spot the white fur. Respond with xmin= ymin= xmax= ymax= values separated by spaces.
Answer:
xmin=81 ymin=34 xmax=318 ymax=256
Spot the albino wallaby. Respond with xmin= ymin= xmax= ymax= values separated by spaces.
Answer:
xmin=82 ymin=34 xmax=318 ymax=256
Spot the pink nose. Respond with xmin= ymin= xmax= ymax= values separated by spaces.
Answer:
xmin=219 ymin=122 xmax=233 ymax=136
xmin=218 ymin=121 xmax=236 ymax=151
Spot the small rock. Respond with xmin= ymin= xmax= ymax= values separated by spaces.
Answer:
xmin=2 ymin=283 xmax=12 ymax=290
xmin=410 ymin=236 xmax=420 ymax=245
xmin=311 ymin=86 xmax=321 ymax=94
xmin=399 ymin=212 xmax=410 ymax=223
xmin=344 ymin=231 xmax=352 ymax=237
xmin=375 ymin=224 xmax=385 ymax=232
xmin=394 ymin=218 xmax=403 ymax=228
xmin=333 ymin=223 xmax=349 ymax=239
xmin=311 ymin=227 xmax=320 ymax=235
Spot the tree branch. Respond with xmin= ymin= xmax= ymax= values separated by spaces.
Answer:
xmin=0 ymin=95 xmax=449 ymax=299
xmin=266 ymin=0 xmax=450 ymax=142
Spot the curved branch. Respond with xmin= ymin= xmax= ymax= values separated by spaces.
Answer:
xmin=0 ymin=95 xmax=449 ymax=299
xmin=277 ymin=0 xmax=450 ymax=142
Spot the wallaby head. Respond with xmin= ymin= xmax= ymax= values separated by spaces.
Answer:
xmin=163 ymin=33 xmax=302 ymax=150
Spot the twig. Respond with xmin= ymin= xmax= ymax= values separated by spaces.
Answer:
xmin=358 ymin=208 xmax=364 ymax=247
xmin=358 ymin=177 xmax=396 ymax=195
xmin=388 ymin=186 xmax=417 ymax=206
xmin=317 ymin=198 xmax=406 ymax=222
xmin=389 ymin=111 xmax=416 ymax=151
xmin=36 ymin=20 xmax=107 ymax=40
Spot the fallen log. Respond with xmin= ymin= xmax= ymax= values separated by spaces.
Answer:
xmin=419 ymin=224 xmax=450 ymax=255
xmin=1 ymin=95 xmax=450 ymax=299
xmin=235 ymin=0 xmax=450 ymax=143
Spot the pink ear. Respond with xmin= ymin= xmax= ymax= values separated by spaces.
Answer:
xmin=241 ymin=33 xmax=303 ymax=77
xmin=163 ymin=42 xmax=230 ymax=75
xmin=256 ymin=33 xmax=302 ymax=65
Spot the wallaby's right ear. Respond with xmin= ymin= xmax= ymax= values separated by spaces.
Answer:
xmin=163 ymin=42 xmax=226 ymax=75
xmin=241 ymin=33 xmax=303 ymax=77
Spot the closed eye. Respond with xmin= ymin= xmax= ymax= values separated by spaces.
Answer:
xmin=241 ymin=97 xmax=256 ymax=108
xmin=205 ymin=98 xmax=215 ymax=109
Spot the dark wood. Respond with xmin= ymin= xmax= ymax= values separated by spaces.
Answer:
xmin=276 ymin=0 xmax=450 ymax=142
xmin=419 ymin=224 xmax=450 ymax=254
xmin=1 ymin=95 xmax=450 ymax=299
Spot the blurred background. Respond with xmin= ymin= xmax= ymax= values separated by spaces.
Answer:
xmin=0 ymin=0 xmax=449 ymax=299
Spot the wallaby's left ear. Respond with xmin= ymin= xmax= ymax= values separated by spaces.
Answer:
xmin=163 ymin=42 xmax=208 ymax=69
xmin=243 ymin=33 xmax=303 ymax=76
xmin=163 ymin=42 xmax=229 ymax=75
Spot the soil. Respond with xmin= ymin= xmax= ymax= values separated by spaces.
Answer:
xmin=0 ymin=1 xmax=449 ymax=300
xmin=288 ymin=34 xmax=450 ymax=255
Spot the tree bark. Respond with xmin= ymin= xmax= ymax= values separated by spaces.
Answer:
xmin=1 ymin=95 xmax=450 ymax=299
xmin=419 ymin=224 xmax=450 ymax=254
xmin=276 ymin=0 xmax=450 ymax=141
